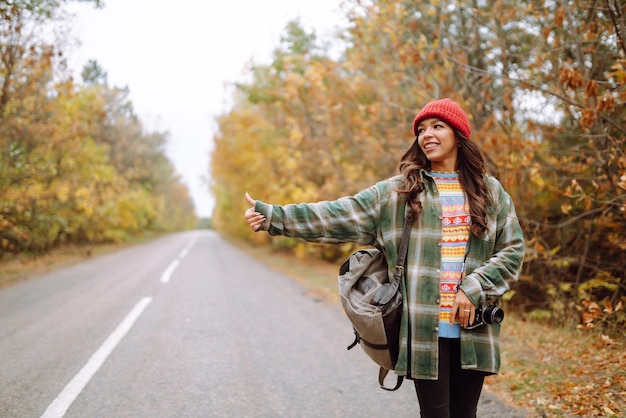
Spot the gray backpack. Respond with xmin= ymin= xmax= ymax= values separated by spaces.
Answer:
xmin=337 ymin=209 xmax=413 ymax=391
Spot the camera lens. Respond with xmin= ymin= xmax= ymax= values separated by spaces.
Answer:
xmin=484 ymin=306 xmax=505 ymax=324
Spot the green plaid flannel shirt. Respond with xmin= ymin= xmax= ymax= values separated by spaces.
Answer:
xmin=255 ymin=171 xmax=525 ymax=380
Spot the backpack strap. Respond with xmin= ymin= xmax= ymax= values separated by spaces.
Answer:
xmin=379 ymin=367 xmax=404 ymax=391
xmin=393 ymin=207 xmax=414 ymax=282
xmin=375 ymin=207 xmax=414 ymax=306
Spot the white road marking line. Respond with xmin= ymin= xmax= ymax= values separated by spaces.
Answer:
xmin=159 ymin=259 xmax=180 ymax=284
xmin=179 ymin=237 xmax=197 ymax=259
xmin=40 ymin=297 xmax=153 ymax=418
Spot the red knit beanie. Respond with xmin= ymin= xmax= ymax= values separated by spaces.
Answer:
xmin=412 ymin=98 xmax=471 ymax=139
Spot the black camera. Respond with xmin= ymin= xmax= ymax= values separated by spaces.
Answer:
xmin=466 ymin=305 xmax=505 ymax=329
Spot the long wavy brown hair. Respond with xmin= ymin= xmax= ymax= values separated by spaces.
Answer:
xmin=396 ymin=130 xmax=489 ymax=237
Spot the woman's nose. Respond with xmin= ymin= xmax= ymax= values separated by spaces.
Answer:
xmin=422 ymin=127 xmax=434 ymax=137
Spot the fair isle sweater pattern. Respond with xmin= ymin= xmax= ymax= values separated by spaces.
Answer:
xmin=432 ymin=172 xmax=471 ymax=338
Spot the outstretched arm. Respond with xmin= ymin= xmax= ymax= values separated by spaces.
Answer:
xmin=242 ymin=184 xmax=384 ymax=246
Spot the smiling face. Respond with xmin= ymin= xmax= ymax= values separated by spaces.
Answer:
xmin=416 ymin=118 xmax=459 ymax=172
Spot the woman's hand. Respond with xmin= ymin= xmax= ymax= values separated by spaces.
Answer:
xmin=244 ymin=192 xmax=266 ymax=231
xmin=451 ymin=289 xmax=475 ymax=328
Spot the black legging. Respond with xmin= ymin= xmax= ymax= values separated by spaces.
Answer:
xmin=413 ymin=338 xmax=486 ymax=418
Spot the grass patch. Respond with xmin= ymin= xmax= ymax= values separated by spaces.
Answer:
xmin=489 ymin=317 xmax=625 ymax=417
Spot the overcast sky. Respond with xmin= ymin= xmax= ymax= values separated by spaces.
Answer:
xmin=64 ymin=0 xmax=346 ymax=217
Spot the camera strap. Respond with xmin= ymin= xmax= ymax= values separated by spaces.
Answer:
xmin=458 ymin=250 xmax=468 ymax=288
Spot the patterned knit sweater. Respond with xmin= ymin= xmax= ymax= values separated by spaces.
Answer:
xmin=432 ymin=172 xmax=471 ymax=338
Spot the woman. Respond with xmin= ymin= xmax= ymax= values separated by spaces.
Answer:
xmin=244 ymin=98 xmax=525 ymax=418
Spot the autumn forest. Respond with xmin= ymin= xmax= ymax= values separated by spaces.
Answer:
xmin=210 ymin=0 xmax=626 ymax=334
xmin=0 ymin=0 xmax=198 ymax=256
xmin=0 ymin=0 xmax=624 ymax=334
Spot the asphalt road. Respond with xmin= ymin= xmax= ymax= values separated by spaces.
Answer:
xmin=0 ymin=230 xmax=529 ymax=417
